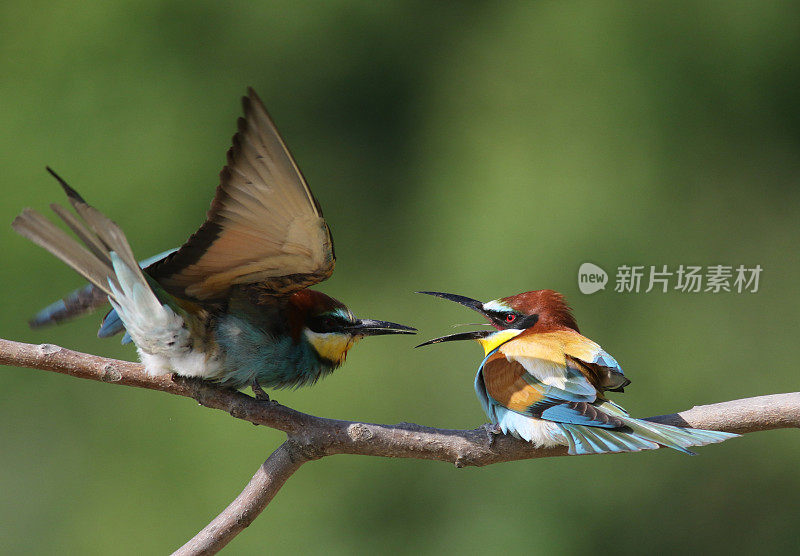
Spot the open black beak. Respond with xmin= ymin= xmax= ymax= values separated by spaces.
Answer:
xmin=416 ymin=291 xmax=492 ymax=348
xmin=415 ymin=329 xmax=491 ymax=348
xmin=345 ymin=319 xmax=417 ymax=336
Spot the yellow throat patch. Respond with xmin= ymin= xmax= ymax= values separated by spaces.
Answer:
xmin=477 ymin=329 xmax=523 ymax=355
xmin=304 ymin=329 xmax=357 ymax=364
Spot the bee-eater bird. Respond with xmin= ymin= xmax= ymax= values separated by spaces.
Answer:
xmin=417 ymin=290 xmax=736 ymax=455
xmin=12 ymin=88 xmax=415 ymax=392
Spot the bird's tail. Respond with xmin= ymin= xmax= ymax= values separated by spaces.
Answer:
xmin=559 ymin=400 xmax=738 ymax=456
xmin=28 ymin=282 xmax=109 ymax=329
xmin=12 ymin=168 xmax=159 ymax=336
xmin=28 ymin=248 xmax=178 ymax=344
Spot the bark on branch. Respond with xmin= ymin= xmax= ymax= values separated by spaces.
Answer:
xmin=2 ymin=338 xmax=798 ymax=554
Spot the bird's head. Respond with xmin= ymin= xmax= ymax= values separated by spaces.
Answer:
xmin=416 ymin=290 xmax=578 ymax=354
xmin=288 ymin=290 xmax=416 ymax=366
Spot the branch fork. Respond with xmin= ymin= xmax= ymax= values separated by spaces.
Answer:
xmin=1 ymin=338 xmax=797 ymax=554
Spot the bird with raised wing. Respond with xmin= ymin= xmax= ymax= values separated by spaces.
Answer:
xmin=13 ymin=89 xmax=415 ymax=393
xmin=417 ymin=290 xmax=736 ymax=455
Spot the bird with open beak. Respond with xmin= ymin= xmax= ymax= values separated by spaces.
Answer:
xmin=417 ymin=290 xmax=737 ymax=455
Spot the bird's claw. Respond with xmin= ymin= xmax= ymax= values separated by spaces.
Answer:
xmin=251 ymin=379 xmax=270 ymax=402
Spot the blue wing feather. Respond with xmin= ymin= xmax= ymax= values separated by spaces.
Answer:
xmin=97 ymin=308 xmax=124 ymax=338
xmin=593 ymin=348 xmax=621 ymax=371
xmin=540 ymin=404 xmax=619 ymax=428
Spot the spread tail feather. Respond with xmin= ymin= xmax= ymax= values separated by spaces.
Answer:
xmin=15 ymin=169 xmax=198 ymax=378
xmin=13 ymin=207 xmax=118 ymax=296
xmin=560 ymin=401 xmax=738 ymax=455
xmin=29 ymin=248 xmax=178 ymax=333
xmin=12 ymin=168 xmax=153 ymax=326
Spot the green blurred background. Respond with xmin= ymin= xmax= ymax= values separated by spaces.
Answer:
xmin=2 ymin=2 xmax=798 ymax=553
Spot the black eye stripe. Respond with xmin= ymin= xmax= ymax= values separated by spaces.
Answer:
xmin=489 ymin=311 xmax=514 ymax=323
xmin=308 ymin=314 xmax=348 ymax=333
xmin=522 ymin=314 xmax=539 ymax=327
xmin=489 ymin=311 xmax=538 ymax=329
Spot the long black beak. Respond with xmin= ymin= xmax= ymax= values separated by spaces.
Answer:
xmin=416 ymin=291 xmax=492 ymax=348
xmin=416 ymin=291 xmax=485 ymax=313
xmin=415 ymin=329 xmax=491 ymax=348
xmin=345 ymin=319 xmax=417 ymax=336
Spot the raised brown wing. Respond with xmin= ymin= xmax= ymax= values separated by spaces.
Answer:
xmin=149 ymin=88 xmax=335 ymax=300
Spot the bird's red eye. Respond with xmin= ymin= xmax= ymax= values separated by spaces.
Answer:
xmin=505 ymin=314 xmax=516 ymax=323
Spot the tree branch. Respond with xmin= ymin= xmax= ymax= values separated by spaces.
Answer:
xmin=172 ymin=441 xmax=308 ymax=556
xmin=3 ymin=337 xmax=798 ymax=554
